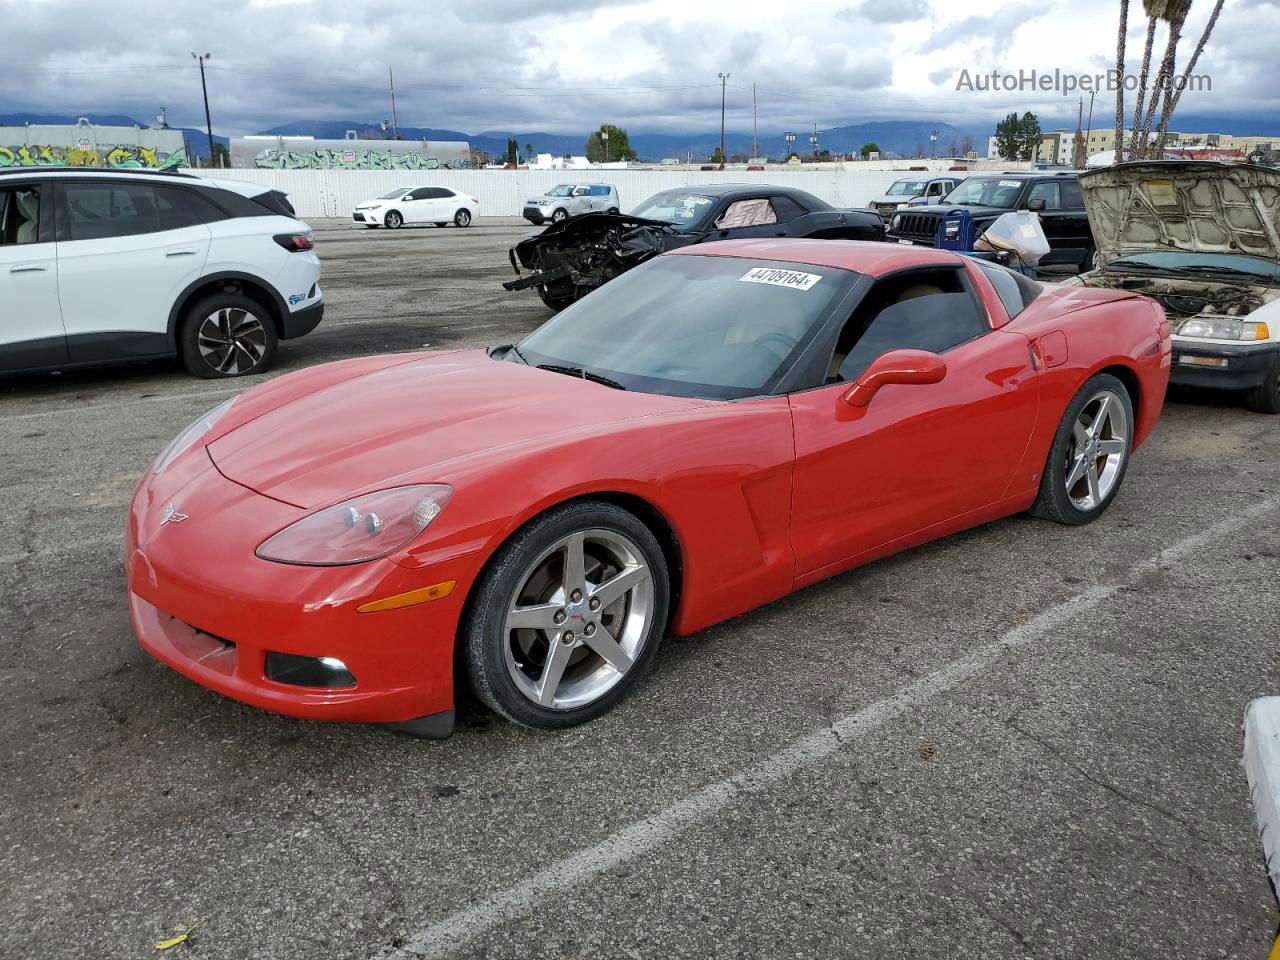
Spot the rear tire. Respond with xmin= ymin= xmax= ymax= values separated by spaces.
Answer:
xmin=178 ymin=292 xmax=278 ymax=379
xmin=463 ymin=500 xmax=669 ymax=730
xmin=1244 ymin=357 xmax=1280 ymax=414
xmin=454 ymin=209 xmax=472 ymax=227
xmin=384 ymin=210 xmax=403 ymax=229
xmin=1029 ymin=373 xmax=1134 ymax=525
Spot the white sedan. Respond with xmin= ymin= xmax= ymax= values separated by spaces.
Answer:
xmin=352 ymin=187 xmax=478 ymax=229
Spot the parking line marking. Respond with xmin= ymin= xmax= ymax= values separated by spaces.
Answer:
xmin=376 ymin=497 xmax=1280 ymax=960
xmin=0 ymin=387 xmax=240 ymax=424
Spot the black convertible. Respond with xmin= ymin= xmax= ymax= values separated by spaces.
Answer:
xmin=504 ymin=183 xmax=886 ymax=310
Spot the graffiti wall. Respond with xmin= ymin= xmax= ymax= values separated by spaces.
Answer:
xmin=0 ymin=122 xmax=188 ymax=169
xmin=231 ymin=136 xmax=470 ymax=171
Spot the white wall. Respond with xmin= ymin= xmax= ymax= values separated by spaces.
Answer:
xmin=203 ymin=168 xmax=942 ymax=219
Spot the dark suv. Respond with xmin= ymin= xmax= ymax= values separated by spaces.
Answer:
xmin=886 ymin=172 xmax=1094 ymax=271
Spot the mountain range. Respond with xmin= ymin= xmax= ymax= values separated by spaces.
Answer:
xmin=5 ymin=112 xmax=1279 ymax=162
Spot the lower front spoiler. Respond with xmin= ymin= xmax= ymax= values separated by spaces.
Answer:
xmin=1169 ymin=340 xmax=1279 ymax=391
xmin=130 ymin=591 xmax=442 ymax=727
xmin=502 ymin=262 xmax=573 ymax=292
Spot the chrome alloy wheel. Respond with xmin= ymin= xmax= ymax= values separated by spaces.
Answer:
xmin=503 ymin=528 xmax=654 ymax=710
xmin=1064 ymin=388 xmax=1129 ymax=511
xmin=196 ymin=307 xmax=268 ymax=375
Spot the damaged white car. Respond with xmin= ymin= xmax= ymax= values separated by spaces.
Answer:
xmin=1070 ymin=161 xmax=1280 ymax=414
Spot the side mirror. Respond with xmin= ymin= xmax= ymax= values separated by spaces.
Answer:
xmin=842 ymin=349 xmax=947 ymax=408
xmin=1027 ymin=197 xmax=1046 ymax=212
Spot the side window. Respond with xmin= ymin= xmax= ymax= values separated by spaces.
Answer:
xmin=433 ymin=188 xmax=456 ymax=199
xmin=405 ymin=188 xmax=427 ymax=200
xmin=1028 ymin=182 xmax=1062 ymax=210
xmin=1059 ymin=180 xmax=1084 ymax=208
xmin=770 ymin=195 xmax=808 ymax=221
xmin=63 ymin=183 xmax=164 ymax=241
xmin=572 ymin=185 xmax=590 ymax=197
xmin=971 ymin=260 xmax=1043 ymax=320
xmin=154 ymin=186 xmax=204 ymax=231
xmin=0 ymin=186 xmax=41 ymax=245
xmin=927 ymin=182 xmax=944 ymax=197
xmin=827 ymin=268 xmax=988 ymax=383
xmin=715 ymin=198 xmax=778 ymax=229
xmin=590 ymin=185 xmax=609 ymax=197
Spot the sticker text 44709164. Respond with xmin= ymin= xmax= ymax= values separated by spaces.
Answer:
xmin=738 ymin=267 xmax=822 ymax=291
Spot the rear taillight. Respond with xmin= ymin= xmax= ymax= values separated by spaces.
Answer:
xmin=274 ymin=233 xmax=314 ymax=252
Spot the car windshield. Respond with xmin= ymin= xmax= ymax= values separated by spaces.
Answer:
xmin=547 ymin=185 xmax=575 ymax=197
xmin=515 ymin=255 xmax=856 ymax=399
xmin=379 ymin=188 xmax=411 ymax=200
xmin=943 ymin=178 xmax=1023 ymax=208
xmin=629 ymin=190 xmax=717 ymax=228
xmin=1109 ymin=251 xmax=1280 ymax=280
xmin=886 ymin=180 xmax=929 ymax=196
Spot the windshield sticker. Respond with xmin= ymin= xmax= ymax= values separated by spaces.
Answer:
xmin=1144 ymin=179 xmax=1178 ymax=207
xmin=998 ymin=179 xmax=1021 ymax=188
xmin=739 ymin=267 xmax=822 ymax=291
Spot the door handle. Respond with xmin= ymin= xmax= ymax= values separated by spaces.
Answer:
xmin=9 ymin=262 xmax=48 ymax=273
xmin=166 ymin=248 xmax=198 ymax=258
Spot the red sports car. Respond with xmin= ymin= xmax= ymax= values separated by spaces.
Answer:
xmin=126 ymin=240 xmax=1171 ymax=737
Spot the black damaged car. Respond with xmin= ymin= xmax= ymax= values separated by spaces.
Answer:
xmin=503 ymin=183 xmax=885 ymax=310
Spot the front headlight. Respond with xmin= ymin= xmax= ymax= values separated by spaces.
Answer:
xmin=891 ymin=214 xmax=902 ymax=229
xmin=256 ymin=484 xmax=453 ymax=566
xmin=152 ymin=397 xmax=236 ymax=474
xmin=1177 ymin=317 xmax=1270 ymax=341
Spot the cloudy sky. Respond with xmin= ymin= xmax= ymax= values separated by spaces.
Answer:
xmin=1 ymin=0 xmax=1277 ymax=135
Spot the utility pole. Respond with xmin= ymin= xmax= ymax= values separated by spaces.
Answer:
xmin=929 ymin=128 xmax=939 ymax=159
xmin=389 ymin=67 xmax=400 ymax=140
xmin=752 ymin=83 xmax=758 ymax=159
xmin=717 ymin=72 xmax=730 ymax=169
xmin=191 ymin=53 xmax=215 ymax=167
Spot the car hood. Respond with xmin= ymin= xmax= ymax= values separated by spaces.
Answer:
xmin=205 ymin=349 xmax=704 ymax=509
xmin=1079 ymin=161 xmax=1280 ymax=266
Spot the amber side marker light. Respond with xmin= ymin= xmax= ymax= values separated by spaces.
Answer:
xmin=357 ymin=580 xmax=456 ymax=613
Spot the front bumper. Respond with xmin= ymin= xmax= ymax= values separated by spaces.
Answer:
xmin=352 ymin=210 xmax=377 ymax=223
xmin=1169 ymin=339 xmax=1280 ymax=391
xmin=523 ymin=205 xmax=548 ymax=223
xmin=125 ymin=452 xmax=475 ymax=726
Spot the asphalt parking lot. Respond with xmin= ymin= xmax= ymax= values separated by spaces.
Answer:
xmin=2 ymin=218 xmax=1279 ymax=960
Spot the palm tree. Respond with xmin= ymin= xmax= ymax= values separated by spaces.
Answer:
xmin=1134 ymin=0 xmax=1192 ymax=158
xmin=1153 ymin=0 xmax=1226 ymax=154
xmin=1127 ymin=0 xmax=1164 ymax=158
xmin=1115 ymin=0 xmax=1129 ymax=162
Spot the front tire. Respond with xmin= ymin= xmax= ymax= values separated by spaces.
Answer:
xmin=550 ymin=208 xmax=569 ymax=225
xmin=463 ymin=500 xmax=669 ymax=730
xmin=1244 ymin=357 xmax=1280 ymax=414
xmin=536 ymin=282 xmax=579 ymax=312
xmin=454 ymin=208 xmax=472 ymax=227
xmin=178 ymin=293 xmax=278 ymax=379
xmin=1030 ymin=373 xmax=1134 ymax=525
xmin=384 ymin=210 xmax=403 ymax=229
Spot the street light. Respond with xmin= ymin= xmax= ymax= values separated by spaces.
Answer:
xmin=191 ymin=52 xmax=215 ymax=166
xmin=601 ymin=129 xmax=609 ymax=164
xmin=930 ymin=129 xmax=939 ymax=158
xmin=717 ymin=72 xmax=730 ymax=169
xmin=784 ymin=131 xmax=796 ymax=162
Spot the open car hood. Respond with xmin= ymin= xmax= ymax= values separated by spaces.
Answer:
xmin=1079 ymin=161 xmax=1280 ymax=266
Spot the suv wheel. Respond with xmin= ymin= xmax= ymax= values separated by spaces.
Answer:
xmin=550 ymin=208 xmax=569 ymax=225
xmin=384 ymin=210 xmax=403 ymax=229
xmin=454 ymin=209 xmax=472 ymax=227
xmin=179 ymin=293 xmax=278 ymax=379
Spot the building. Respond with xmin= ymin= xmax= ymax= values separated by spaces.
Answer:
xmin=0 ymin=116 xmax=187 ymax=169
xmin=230 ymin=132 xmax=470 ymax=170
xmin=991 ymin=125 xmax=1278 ymax=164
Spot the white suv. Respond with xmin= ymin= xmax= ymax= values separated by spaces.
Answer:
xmin=0 ymin=168 xmax=323 ymax=379
xmin=522 ymin=184 xmax=620 ymax=224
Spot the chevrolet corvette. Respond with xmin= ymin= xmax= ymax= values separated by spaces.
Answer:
xmin=127 ymin=240 xmax=1171 ymax=737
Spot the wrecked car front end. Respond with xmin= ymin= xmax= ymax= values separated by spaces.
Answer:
xmin=503 ymin=212 xmax=682 ymax=311
xmin=1071 ymin=161 xmax=1280 ymax=413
